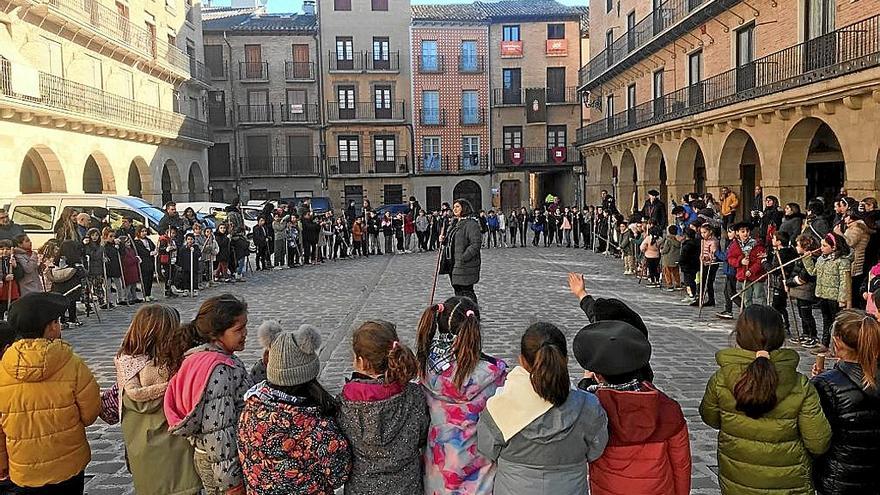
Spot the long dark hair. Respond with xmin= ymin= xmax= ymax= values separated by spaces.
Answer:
xmin=182 ymin=294 xmax=248 ymax=344
xmin=269 ymin=380 xmax=338 ymax=416
xmin=416 ymin=296 xmax=481 ymax=389
xmin=453 ymin=199 xmax=474 ymax=218
xmin=733 ymin=305 xmax=785 ymax=419
xmin=521 ymin=322 xmax=569 ymax=407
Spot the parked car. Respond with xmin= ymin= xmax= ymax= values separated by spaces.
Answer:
xmin=280 ymin=197 xmax=334 ymax=215
xmin=373 ymin=204 xmax=411 ymax=217
xmin=178 ymin=202 xmax=259 ymax=232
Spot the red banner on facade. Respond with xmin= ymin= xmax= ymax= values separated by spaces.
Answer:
xmin=551 ymin=147 xmax=567 ymax=164
xmin=500 ymin=41 xmax=523 ymax=58
xmin=546 ymin=39 xmax=568 ymax=56
xmin=509 ymin=148 xmax=525 ymax=165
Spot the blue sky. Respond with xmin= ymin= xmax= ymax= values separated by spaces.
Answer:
xmin=209 ymin=0 xmax=583 ymax=14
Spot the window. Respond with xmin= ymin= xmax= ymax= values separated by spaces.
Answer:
xmin=688 ymin=50 xmax=702 ymax=85
xmin=244 ymin=44 xmax=263 ymax=78
xmin=736 ymin=24 xmax=756 ymax=91
xmin=84 ymin=54 xmax=103 ymax=90
xmin=372 ymin=37 xmax=390 ymax=69
xmin=547 ymin=126 xmax=567 ymax=148
xmin=502 ymin=25 xmax=520 ymax=41
xmin=626 ymin=84 xmax=636 ymax=123
xmin=246 ymin=135 xmax=270 ymax=172
xmin=605 ymin=94 xmax=614 ymax=117
xmin=337 ymin=85 xmax=355 ymax=119
xmin=652 ymin=69 xmax=664 ymax=116
xmin=204 ymin=45 xmax=224 ymax=78
xmin=423 ymin=90 xmax=440 ymax=124
xmin=546 ymin=67 xmax=566 ymax=103
xmin=461 ymin=91 xmax=479 ymax=124
xmin=426 ymin=186 xmax=442 ymax=212
xmin=462 ymin=136 xmax=480 ymax=169
xmin=605 ymin=30 xmax=614 ymax=50
xmin=42 ymin=37 xmax=63 ymax=76
xmin=11 ymin=205 xmax=55 ymax=231
xmin=423 ymin=137 xmax=441 ymax=171
xmin=421 ymin=40 xmax=438 ymax=71
xmin=291 ymin=44 xmax=311 ymax=78
xmin=334 ymin=0 xmax=351 ymax=11
xmin=383 ymin=185 xmax=403 ymax=205
xmin=208 ymin=143 xmax=231 ymax=178
xmin=627 ymin=12 xmax=636 ymax=51
xmin=374 ymin=85 xmax=392 ymax=118
xmin=502 ymin=68 xmax=521 ymax=104
xmin=285 ymin=89 xmax=307 ymax=121
xmin=503 ymin=127 xmax=523 ymax=149
xmin=207 ymin=91 xmax=227 ymax=126
xmin=605 ymin=30 xmax=614 ymax=66
xmin=338 ymin=136 xmax=360 ymax=173
xmin=547 ymin=24 xmax=565 ymax=40
xmin=371 ymin=0 xmax=388 ymax=10
xmin=460 ymin=40 xmax=478 ymax=71
xmin=374 ymin=136 xmax=397 ymax=172
xmin=335 ymin=37 xmax=354 ymax=69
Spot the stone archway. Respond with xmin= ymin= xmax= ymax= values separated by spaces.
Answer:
xmin=644 ymin=144 xmax=667 ymax=205
xmin=619 ymin=149 xmax=638 ymax=215
xmin=188 ymin=162 xmax=206 ymax=201
xmin=780 ymin=117 xmax=846 ymax=205
xmin=161 ymin=159 xmax=182 ymax=205
xmin=20 ymin=146 xmax=67 ymax=193
xmin=453 ymin=179 xmax=482 ymax=212
xmin=82 ymin=152 xmax=116 ymax=194
xmin=599 ymin=153 xmax=614 ymax=190
xmin=128 ymin=157 xmax=154 ymax=200
xmin=675 ymin=138 xmax=706 ymax=197
xmin=719 ymin=129 xmax=762 ymax=215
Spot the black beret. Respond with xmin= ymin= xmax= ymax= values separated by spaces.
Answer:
xmin=8 ymin=292 xmax=70 ymax=337
xmin=573 ymin=320 xmax=652 ymax=376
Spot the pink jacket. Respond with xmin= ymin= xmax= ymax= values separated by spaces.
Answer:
xmin=640 ymin=236 xmax=661 ymax=259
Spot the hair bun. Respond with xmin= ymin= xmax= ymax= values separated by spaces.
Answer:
xmin=294 ymin=324 xmax=322 ymax=354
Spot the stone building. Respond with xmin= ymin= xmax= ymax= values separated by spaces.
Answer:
xmin=202 ymin=0 xmax=321 ymax=203
xmin=0 ymin=0 xmax=212 ymax=205
xmin=578 ymin=0 xmax=880 ymax=215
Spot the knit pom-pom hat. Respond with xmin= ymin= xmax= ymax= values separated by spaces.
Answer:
xmin=267 ymin=324 xmax=322 ymax=387
xmin=257 ymin=320 xmax=283 ymax=350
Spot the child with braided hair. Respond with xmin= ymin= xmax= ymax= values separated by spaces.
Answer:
xmin=416 ymin=296 xmax=509 ymax=495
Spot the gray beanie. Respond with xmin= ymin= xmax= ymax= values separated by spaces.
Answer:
xmin=267 ymin=324 xmax=322 ymax=387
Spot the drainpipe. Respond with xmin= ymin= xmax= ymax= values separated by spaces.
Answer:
xmin=223 ymin=31 xmax=241 ymax=199
xmin=314 ymin=27 xmax=328 ymax=193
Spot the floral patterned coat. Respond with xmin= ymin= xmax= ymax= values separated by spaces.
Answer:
xmin=421 ymin=355 xmax=508 ymax=495
xmin=238 ymin=382 xmax=351 ymax=495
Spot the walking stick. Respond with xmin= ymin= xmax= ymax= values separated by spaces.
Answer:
xmin=592 ymin=211 xmax=598 ymax=253
xmin=776 ymin=250 xmax=801 ymax=339
xmin=117 ymin=249 xmax=127 ymax=304
xmin=190 ymin=245 xmax=195 ymax=298
xmin=102 ymin=253 xmax=111 ymax=305
xmin=428 ymin=224 xmax=447 ymax=306
xmin=698 ymin=257 xmax=706 ymax=318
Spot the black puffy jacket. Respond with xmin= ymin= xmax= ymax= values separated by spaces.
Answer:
xmin=811 ymin=362 xmax=880 ymax=495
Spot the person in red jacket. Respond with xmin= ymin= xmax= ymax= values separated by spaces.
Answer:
xmin=573 ymin=320 xmax=691 ymax=495
xmin=726 ymin=222 xmax=767 ymax=308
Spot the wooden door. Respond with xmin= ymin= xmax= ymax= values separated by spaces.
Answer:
xmin=501 ymin=180 xmax=521 ymax=211
xmin=244 ymin=45 xmax=262 ymax=78
xmin=292 ymin=44 xmax=310 ymax=78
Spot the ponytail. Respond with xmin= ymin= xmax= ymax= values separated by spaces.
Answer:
xmin=386 ymin=340 xmax=419 ymax=386
xmin=415 ymin=304 xmax=440 ymax=380
xmin=452 ymin=313 xmax=481 ymax=389
xmin=352 ymin=320 xmax=416 ymax=386
xmin=732 ymin=305 xmax=785 ymax=419
xmin=833 ymin=310 xmax=880 ymax=390
xmin=521 ymin=322 xmax=570 ymax=407
xmin=416 ymin=297 xmax=482 ymax=389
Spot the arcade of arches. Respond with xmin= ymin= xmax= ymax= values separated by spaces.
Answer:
xmin=584 ymin=113 xmax=880 ymax=216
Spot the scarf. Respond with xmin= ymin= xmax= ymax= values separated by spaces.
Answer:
xmin=428 ymin=332 xmax=456 ymax=375
xmin=485 ymin=366 xmax=553 ymax=442
xmin=586 ymin=378 xmax=642 ymax=394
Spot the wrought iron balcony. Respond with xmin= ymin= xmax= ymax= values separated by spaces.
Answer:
xmin=328 ymin=155 xmax=409 ymax=175
xmin=0 ymin=58 xmax=210 ymax=142
xmin=237 ymin=104 xmax=273 ymax=124
xmin=285 ymin=61 xmax=315 ymax=81
xmin=576 ymin=14 xmax=880 ymax=146
xmin=418 ymin=55 xmax=444 ymax=73
xmin=239 ymin=61 xmax=269 ymax=81
xmin=327 ymin=101 xmax=406 ymax=122
xmin=492 ymin=88 xmax=524 ymax=106
xmin=279 ymin=103 xmax=319 ymax=123
xmin=460 ymin=108 xmax=485 ymax=126
xmin=416 ymin=154 xmax=489 ymax=174
xmin=458 ymin=55 xmax=484 ymax=73
xmin=492 ymin=147 xmax=581 ymax=168
xmin=329 ymin=52 xmax=364 ymax=72
xmin=189 ymin=58 xmax=212 ymax=87
xmin=207 ymin=106 xmax=230 ymax=128
xmin=547 ymin=86 xmax=579 ymax=105
xmin=366 ymin=51 xmax=400 ymax=72
xmin=419 ymin=108 xmax=446 ymax=126
xmin=240 ymin=156 xmax=319 ymax=177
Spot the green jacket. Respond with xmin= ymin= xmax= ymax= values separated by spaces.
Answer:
xmin=804 ymin=254 xmax=851 ymax=304
xmin=699 ymin=348 xmax=831 ymax=495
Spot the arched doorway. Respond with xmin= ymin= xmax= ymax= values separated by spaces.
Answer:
xmin=619 ymin=150 xmax=638 ymax=215
xmin=644 ymin=144 xmax=667 ymax=204
xmin=20 ymin=146 xmax=67 ymax=193
xmin=128 ymin=158 xmax=154 ymax=200
xmin=188 ymin=162 xmax=206 ymax=201
xmin=599 ymin=153 xmax=614 ymax=199
xmin=128 ymin=164 xmax=142 ymax=198
xmin=453 ymin=179 xmax=482 ymax=212
xmin=82 ymin=153 xmax=116 ymax=194
xmin=780 ymin=118 xmax=845 ymax=205
xmin=161 ymin=159 xmax=181 ymax=205
xmin=675 ymin=138 xmax=705 ymax=197
xmin=719 ymin=130 xmax=762 ymax=216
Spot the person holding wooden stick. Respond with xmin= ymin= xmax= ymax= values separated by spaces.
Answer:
xmin=763 ymin=231 xmax=798 ymax=334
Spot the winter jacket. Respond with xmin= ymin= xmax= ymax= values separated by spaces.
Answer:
xmin=115 ymin=355 xmax=200 ymax=495
xmin=83 ymin=242 xmax=105 ymax=277
xmin=727 ymin=237 xmax=766 ymax=282
xmin=787 ymin=256 xmax=818 ymax=302
xmin=448 ymin=217 xmax=482 ymax=286
xmin=721 ymin=193 xmax=739 ymax=216
xmin=215 ymin=232 xmax=231 ymax=263
xmin=811 ymin=361 xmax=880 ymax=495
xmin=679 ymin=238 xmax=700 ymax=274
xmin=104 ymin=242 xmax=123 ymax=278
xmin=336 ymin=379 xmax=429 ymax=495
xmin=176 ymin=244 xmax=201 ymax=273
xmin=780 ymin=214 xmax=804 ymax=245
xmin=843 ymin=220 xmax=873 ymax=276
xmin=415 ymin=216 xmax=430 ymax=233
xmin=660 ymin=235 xmax=681 ymax=267
xmin=717 ymin=242 xmax=735 ymax=277
xmin=201 ymin=236 xmax=218 ymax=263
xmin=0 ymin=339 xmax=100 ymax=487
xmin=12 ymin=249 xmax=41 ymax=296
xmin=639 ymin=235 xmax=661 ymax=259
xmin=164 ymin=343 xmax=254 ymax=492
xmin=477 ymin=367 xmax=608 ymax=495
xmin=120 ymin=245 xmax=141 ymax=286
xmin=804 ymin=214 xmax=831 ymax=242
xmin=589 ymin=383 xmax=691 ymax=495
xmin=618 ymin=229 xmax=634 ymax=254
xmin=238 ymin=382 xmax=351 ymax=495
xmin=701 ymin=237 xmax=720 ymax=264
xmin=421 ymin=355 xmax=509 ymax=495
xmin=252 ymin=224 xmax=270 ymax=248
xmin=272 ymin=217 xmax=289 ymax=242
xmin=700 ymin=348 xmax=832 ymax=495
xmin=762 ymin=246 xmax=798 ymax=292
xmin=134 ymin=237 xmax=156 ymax=272
xmin=804 ymin=254 xmax=852 ymax=304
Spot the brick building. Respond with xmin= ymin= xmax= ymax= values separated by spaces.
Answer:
xmin=202 ymin=1 xmax=321 ymax=202
xmin=578 ymin=0 xmax=880 ymax=214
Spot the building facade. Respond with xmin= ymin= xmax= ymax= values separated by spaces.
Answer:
xmin=317 ymin=0 xmax=413 ymax=211
xmin=202 ymin=2 xmax=322 ymax=202
xmin=411 ymin=4 xmax=491 ymax=212
xmin=0 ymin=0 xmax=212 ymax=205
xmin=578 ymin=0 xmax=880 ymax=214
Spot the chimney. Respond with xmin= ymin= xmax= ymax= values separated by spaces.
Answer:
xmin=303 ymin=0 xmax=315 ymax=15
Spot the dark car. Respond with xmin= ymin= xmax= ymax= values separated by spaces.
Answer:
xmin=373 ymin=204 xmax=411 ymax=217
xmin=281 ymin=197 xmax=334 ymax=215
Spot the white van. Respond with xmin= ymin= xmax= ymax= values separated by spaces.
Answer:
xmin=8 ymin=194 xmax=168 ymax=248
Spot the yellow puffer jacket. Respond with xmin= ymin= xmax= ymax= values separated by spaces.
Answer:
xmin=0 ymin=338 xmax=100 ymax=487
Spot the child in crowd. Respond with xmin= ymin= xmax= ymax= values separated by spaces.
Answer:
xmin=640 ymin=226 xmax=662 ymax=288
xmin=334 ymin=217 xmax=349 ymax=259
xmin=700 ymin=305 xmax=831 ymax=495
xmin=573 ymin=320 xmax=691 ymax=495
xmin=134 ymin=226 xmax=157 ymax=302
xmin=678 ymin=228 xmax=700 ymax=304
xmin=159 ymin=226 xmax=179 ymax=295
xmin=52 ymin=240 xmax=85 ymax=327
xmin=239 ymin=325 xmax=351 ymax=495
xmin=352 ymin=218 xmax=366 ymax=257
xmin=619 ymin=222 xmax=635 ymax=274
xmin=764 ymin=231 xmax=798 ymax=333
xmin=252 ymin=216 xmax=270 ymax=271
xmin=804 ymin=233 xmax=852 ymax=354
xmin=118 ymin=235 xmax=141 ymax=305
xmin=11 ymin=234 xmax=39 ymax=297
xmin=0 ymin=239 xmax=22 ymax=319
xmin=213 ymin=223 xmax=232 ymax=282
xmin=811 ymin=309 xmax=880 ymax=495
xmin=83 ymin=228 xmax=108 ymax=307
xmin=660 ymin=225 xmax=681 ymax=291
xmin=727 ymin=222 xmax=767 ymax=308
xmin=337 ymin=320 xmax=428 ymax=495
xmin=286 ymin=216 xmax=302 ymax=268
xmin=715 ymin=226 xmax=738 ymax=319
xmin=164 ymin=294 xmax=253 ymax=495
xmin=176 ymin=233 xmax=201 ymax=297
xmin=115 ymin=304 xmax=201 ymax=495
xmin=272 ymin=212 xmax=288 ymax=268
xmin=487 ymin=210 xmax=499 ymax=248
xmin=200 ymin=226 xmax=219 ymax=286
xmin=102 ymin=228 xmax=124 ymax=305
xmin=0 ymin=292 xmax=100 ymax=494
xmin=403 ymin=212 xmax=415 ymax=253
xmin=394 ymin=212 xmax=405 ymax=253
xmin=788 ymin=235 xmax=821 ymax=347
xmin=416 ymin=297 xmax=508 ymax=495
xmin=477 ymin=322 xmax=608 ymax=495
xmin=250 ymin=320 xmax=282 ymax=383
xmin=696 ymin=223 xmax=720 ymax=307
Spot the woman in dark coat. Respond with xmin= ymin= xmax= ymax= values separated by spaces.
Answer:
xmin=444 ymin=199 xmax=482 ymax=305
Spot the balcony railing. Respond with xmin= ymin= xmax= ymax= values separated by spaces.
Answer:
xmin=329 ymin=52 xmax=364 ymax=72
xmin=285 ymin=61 xmax=315 ymax=81
xmin=280 ymin=103 xmax=319 ymax=123
xmin=189 ymin=58 xmax=212 ymax=86
xmin=0 ymin=58 xmax=210 ymax=142
xmin=492 ymin=147 xmax=581 ymax=168
xmin=576 ymin=14 xmax=880 ymax=146
xmin=209 ymin=62 xmax=227 ymax=80
xmin=327 ymin=101 xmax=406 ymax=121
xmin=419 ymin=108 xmax=446 ymax=126
xmin=328 ymin=155 xmax=409 ymax=175
xmin=416 ymin=154 xmax=489 ymax=174
xmin=492 ymin=88 xmax=524 ymax=106
xmin=237 ymin=104 xmax=273 ymax=124
xmin=44 ymin=0 xmax=191 ymax=76
xmin=458 ymin=55 xmax=485 ymax=73
xmin=460 ymin=108 xmax=485 ymax=126
xmin=366 ymin=51 xmax=400 ymax=72
xmin=240 ymin=156 xmax=319 ymax=177
xmin=419 ymin=55 xmax=444 ymax=73
xmin=239 ymin=61 xmax=269 ymax=81
xmin=547 ymin=86 xmax=579 ymax=104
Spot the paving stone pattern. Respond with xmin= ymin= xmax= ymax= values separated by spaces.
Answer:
xmin=65 ymin=246 xmax=819 ymax=494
